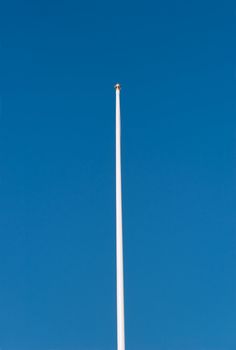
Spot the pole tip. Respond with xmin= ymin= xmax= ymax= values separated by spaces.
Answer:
xmin=114 ymin=83 xmax=121 ymax=90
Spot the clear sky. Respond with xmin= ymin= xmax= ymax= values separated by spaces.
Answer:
xmin=0 ymin=1 xmax=235 ymax=350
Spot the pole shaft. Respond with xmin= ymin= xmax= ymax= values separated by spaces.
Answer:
xmin=115 ymin=85 xmax=125 ymax=350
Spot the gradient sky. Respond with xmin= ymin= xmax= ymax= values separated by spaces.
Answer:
xmin=0 ymin=1 xmax=235 ymax=350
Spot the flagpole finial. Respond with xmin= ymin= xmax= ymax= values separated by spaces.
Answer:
xmin=115 ymin=83 xmax=121 ymax=90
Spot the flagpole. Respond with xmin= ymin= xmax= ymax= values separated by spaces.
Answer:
xmin=115 ymin=83 xmax=125 ymax=350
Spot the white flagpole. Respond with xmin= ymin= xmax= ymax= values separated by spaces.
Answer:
xmin=115 ymin=83 xmax=125 ymax=350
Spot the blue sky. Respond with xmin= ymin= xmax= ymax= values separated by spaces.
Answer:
xmin=0 ymin=0 xmax=235 ymax=349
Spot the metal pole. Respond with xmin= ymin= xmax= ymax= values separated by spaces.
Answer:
xmin=115 ymin=83 xmax=125 ymax=350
